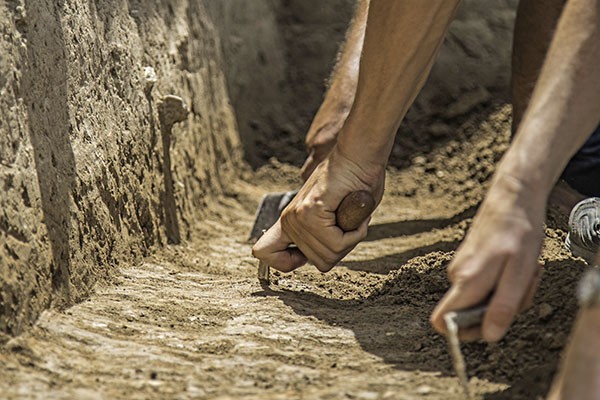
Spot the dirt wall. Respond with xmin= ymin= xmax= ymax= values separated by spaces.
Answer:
xmin=0 ymin=0 xmax=246 ymax=336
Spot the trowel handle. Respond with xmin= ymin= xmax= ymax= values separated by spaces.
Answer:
xmin=336 ymin=191 xmax=376 ymax=232
xmin=448 ymin=304 xmax=488 ymax=330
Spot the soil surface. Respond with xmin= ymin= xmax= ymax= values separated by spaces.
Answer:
xmin=0 ymin=105 xmax=588 ymax=399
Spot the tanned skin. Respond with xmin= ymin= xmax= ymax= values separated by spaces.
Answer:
xmin=254 ymin=0 xmax=461 ymax=271
xmin=547 ymin=253 xmax=600 ymax=400
xmin=431 ymin=0 xmax=600 ymax=343
xmin=300 ymin=0 xmax=369 ymax=181
xmin=254 ymin=0 xmax=600 ymax=397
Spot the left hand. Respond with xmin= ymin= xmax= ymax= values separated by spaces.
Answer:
xmin=431 ymin=173 xmax=546 ymax=342
xmin=300 ymin=105 xmax=347 ymax=182
xmin=253 ymin=146 xmax=385 ymax=272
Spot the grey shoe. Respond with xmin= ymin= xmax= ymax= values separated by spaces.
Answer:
xmin=565 ymin=197 xmax=600 ymax=265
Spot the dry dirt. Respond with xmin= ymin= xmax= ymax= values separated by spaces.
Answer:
xmin=0 ymin=105 xmax=588 ymax=399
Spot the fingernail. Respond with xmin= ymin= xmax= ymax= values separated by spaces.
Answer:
xmin=485 ymin=322 xmax=505 ymax=342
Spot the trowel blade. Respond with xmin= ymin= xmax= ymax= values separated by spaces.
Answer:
xmin=248 ymin=190 xmax=298 ymax=243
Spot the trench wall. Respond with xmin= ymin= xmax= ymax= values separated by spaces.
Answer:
xmin=0 ymin=0 xmax=251 ymax=336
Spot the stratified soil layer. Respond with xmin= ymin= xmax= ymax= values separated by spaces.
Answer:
xmin=0 ymin=106 xmax=587 ymax=399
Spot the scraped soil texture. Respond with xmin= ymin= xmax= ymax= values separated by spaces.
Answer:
xmin=0 ymin=105 xmax=588 ymax=399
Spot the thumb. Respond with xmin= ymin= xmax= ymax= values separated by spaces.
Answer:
xmin=300 ymin=151 xmax=317 ymax=182
xmin=251 ymin=219 xmax=308 ymax=272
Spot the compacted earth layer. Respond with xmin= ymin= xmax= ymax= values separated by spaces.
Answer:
xmin=0 ymin=105 xmax=587 ymax=399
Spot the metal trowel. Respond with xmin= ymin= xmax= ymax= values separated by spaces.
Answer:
xmin=444 ymin=303 xmax=489 ymax=399
xmin=248 ymin=190 xmax=298 ymax=244
xmin=249 ymin=190 xmax=376 ymax=283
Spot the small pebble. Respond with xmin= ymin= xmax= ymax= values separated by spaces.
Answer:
xmin=412 ymin=156 xmax=427 ymax=166
xmin=417 ymin=385 xmax=432 ymax=395
xmin=144 ymin=66 xmax=157 ymax=94
xmin=538 ymin=303 xmax=554 ymax=319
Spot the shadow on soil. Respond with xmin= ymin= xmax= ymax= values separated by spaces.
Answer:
xmin=344 ymin=239 xmax=461 ymax=275
xmin=253 ymin=232 xmax=586 ymax=399
xmin=364 ymin=205 xmax=477 ymax=242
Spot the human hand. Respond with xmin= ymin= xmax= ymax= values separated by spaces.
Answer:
xmin=253 ymin=146 xmax=384 ymax=272
xmin=431 ymin=174 xmax=546 ymax=342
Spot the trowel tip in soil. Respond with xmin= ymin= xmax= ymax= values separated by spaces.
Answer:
xmin=258 ymin=261 xmax=270 ymax=285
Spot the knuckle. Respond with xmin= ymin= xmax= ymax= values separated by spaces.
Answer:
xmin=315 ymin=260 xmax=334 ymax=273
xmin=319 ymin=254 xmax=340 ymax=272
xmin=251 ymin=243 xmax=264 ymax=259
xmin=297 ymin=200 xmax=312 ymax=213
xmin=292 ymin=202 xmax=312 ymax=221
xmin=448 ymin=267 xmax=476 ymax=286
xmin=280 ymin=209 xmax=292 ymax=225
xmin=429 ymin=312 xmax=443 ymax=333
xmin=447 ymin=252 xmax=470 ymax=282
xmin=280 ymin=211 xmax=297 ymax=232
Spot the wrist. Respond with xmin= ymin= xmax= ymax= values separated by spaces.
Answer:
xmin=335 ymin=116 xmax=395 ymax=171
xmin=336 ymin=133 xmax=392 ymax=172
xmin=488 ymin=166 xmax=550 ymax=208
xmin=494 ymin=148 xmax=557 ymax=199
xmin=328 ymin=144 xmax=386 ymax=189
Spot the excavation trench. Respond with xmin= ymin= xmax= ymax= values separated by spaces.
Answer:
xmin=0 ymin=1 xmax=587 ymax=399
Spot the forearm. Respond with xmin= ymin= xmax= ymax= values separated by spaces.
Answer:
xmin=500 ymin=0 xmax=600 ymax=194
xmin=305 ymin=0 xmax=368 ymax=148
xmin=325 ymin=0 xmax=369 ymax=108
xmin=337 ymin=0 xmax=460 ymax=167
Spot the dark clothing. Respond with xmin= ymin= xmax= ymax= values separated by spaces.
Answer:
xmin=562 ymin=124 xmax=600 ymax=197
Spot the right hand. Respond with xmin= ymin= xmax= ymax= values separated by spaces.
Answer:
xmin=253 ymin=146 xmax=384 ymax=272
xmin=430 ymin=173 xmax=546 ymax=342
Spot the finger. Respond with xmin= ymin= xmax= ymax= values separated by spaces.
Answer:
xmin=431 ymin=283 xmax=490 ymax=337
xmin=307 ymin=211 xmax=370 ymax=255
xmin=252 ymin=220 xmax=308 ymax=272
xmin=300 ymin=151 xmax=317 ymax=182
xmin=519 ymin=263 xmax=543 ymax=311
xmin=280 ymin=215 xmax=340 ymax=272
xmin=483 ymin=257 xmax=540 ymax=342
xmin=431 ymin=254 xmax=506 ymax=336
xmin=282 ymin=205 xmax=357 ymax=269
xmin=298 ymin=216 xmax=368 ymax=270
xmin=341 ymin=216 xmax=370 ymax=245
xmin=457 ymin=326 xmax=483 ymax=342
